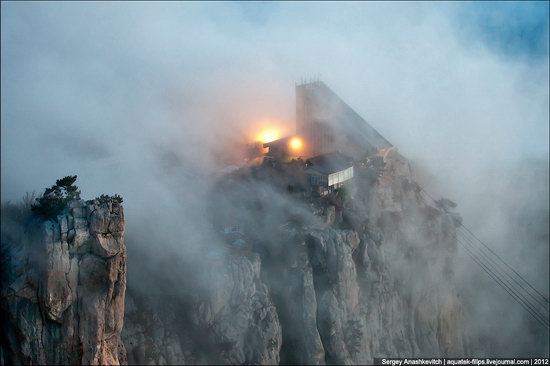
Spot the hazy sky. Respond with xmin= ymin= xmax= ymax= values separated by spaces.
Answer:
xmin=1 ymin=2 xmax=548 ymax=200
xmin=1 ymin=1 xmax=548 ymax=234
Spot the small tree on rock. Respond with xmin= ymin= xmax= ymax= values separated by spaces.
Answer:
xmin=31 ymin=175 xmax=81 ymax=219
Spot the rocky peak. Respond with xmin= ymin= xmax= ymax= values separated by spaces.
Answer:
xmin=1 ymin=197 xmax=127 ymax=365
xmin=121 ymin=147 xmax=474 ymax=365
xmin=1 ymin=148 xmax=476 ymax=365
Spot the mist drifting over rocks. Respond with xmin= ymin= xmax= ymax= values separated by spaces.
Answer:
xmin=1 ymin=1 xmax=548 ymax=364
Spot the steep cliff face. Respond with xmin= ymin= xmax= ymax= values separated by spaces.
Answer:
xmin=257 ymin=148 xmax=467 ymax=364
xmin=189 ymin=252 xmax=282 ymax=364
xmin=123 ymin=251 xmax=282 ymax=365
xmin=122 ymin=291 xmax=188 ymax=365
xmin=1 ymin=199 xmax=127 ymax=365
xmin=121 ymin=147 xmax=471 ymax=364
xmin=0 ymin=148 xmax=468 ymax=365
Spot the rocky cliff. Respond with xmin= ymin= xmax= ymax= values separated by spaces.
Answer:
xmin=0 ymin=148 xmax=472 ymax=365
xmin=1 ymin=198 xmax=127 ymax=365
xmin=121 ymin=147 xmax=472 ymax=364
xmin=256 ymin=148 xmax=468 ymax=364
xmin=122 ymin=251 xmax=282 ymax=365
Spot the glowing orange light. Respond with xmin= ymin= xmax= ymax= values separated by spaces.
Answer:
xmin=289 ymin=137 xmax=303 ymax=150
xmin=256 ymin=129 xmax=280 ymax=144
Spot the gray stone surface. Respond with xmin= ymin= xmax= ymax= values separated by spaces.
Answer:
xmin=1 ymin=199 xmax=127 ymax=365
xmin=1 ymin=147 xmax=477 ymax=365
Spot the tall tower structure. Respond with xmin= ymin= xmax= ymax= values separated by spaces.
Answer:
xmin=296 ymin=80 xmax=392 ymax=158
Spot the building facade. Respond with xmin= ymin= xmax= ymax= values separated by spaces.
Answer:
xmin=306 ymin=152 xmax=354 ymax=195
xmin=296 ymin=80 xmax=392 ymax=159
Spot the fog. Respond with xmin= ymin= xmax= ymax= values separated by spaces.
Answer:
xmin=1 ymin=1 xmax=548 ymax=358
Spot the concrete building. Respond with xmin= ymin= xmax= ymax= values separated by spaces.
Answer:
xmin=259 ymin=80 xmax=390 ymax=195
xmin=305 ymin=152 xmax=354 ymax=195
xmin=296 ymin=80 xmax=392 ymax=159
xmin=263 ymin=136 xmax=304 ymax=161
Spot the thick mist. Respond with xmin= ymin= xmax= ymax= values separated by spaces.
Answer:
xmin=2 ymin=1 xmax=548 ymax=357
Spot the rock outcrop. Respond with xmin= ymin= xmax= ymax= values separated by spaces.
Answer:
xmin=123 ymin=251 xmax=282 ymax=365
xmin=122 ymin=292 xmax=188 ymax=365
xmin=1 ymin=147 xmax=473 ymax=365
xmin=121 ymin=147 xmax=473 ymax=364
xmin=1 ymin=199 xmax=127 ymax=365
xmin=189 ymin=252 xmax=282 ymax=365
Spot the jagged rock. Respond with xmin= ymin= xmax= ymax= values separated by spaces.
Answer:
xmin=123 ymin=251 xmax=282 ymax=365
xmin=73 ymin=226 xmax=91 ymax=248
xmin=109 ymin=206 xmax=125 ymax=234
xmin=89 ymin=205 xmax=111 ymax=234
xmin=0 ymin=146 xmax=476 ymax=365
xmin=67 ymin=228 xmax=76 ymax=243
xmin=303 ymin=229 xmax=362 ymax=364
xmin=122 ymin=294 xmax=187 ymax=365
xmin=325 ymin=205 xmax=336 ymax=225
xmin=120 ymin=147 xmax=476 ymax=365
xmin=69 ymin=200 xmax=88 ymax=219
xmin=188 ymin=252 xmax=282 ymax=365
xmin=58 ymin=215 xmax=69 ymax=234
xmin=74 ymin=218 xmax=88 ymax=230
xmin=92 ymin=233 xmax=123 ymax=258
xmin=1 ymin=198 xmax=127 ymax=365
xmin=41 ymin=239 xmax=73 ymax=322
xmin=276 ymin=254 xmax=326 ymax=365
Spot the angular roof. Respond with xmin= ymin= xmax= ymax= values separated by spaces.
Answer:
xmin=296 ymin=81 xmax=392 ymax=151
xmin=305 ymin=151 xmax=353 ymax=175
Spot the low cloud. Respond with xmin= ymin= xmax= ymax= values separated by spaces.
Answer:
xmin=1 ymin=1 xmax=548 ymax=356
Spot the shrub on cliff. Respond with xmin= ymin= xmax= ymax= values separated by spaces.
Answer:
xmin=31 ymin=175 xmax=81 ymax=219
xmin=95 ymin=194 xmax=123 ymax=204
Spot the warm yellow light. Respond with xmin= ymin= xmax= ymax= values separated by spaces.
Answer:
xmin=256 ymin=130 xmax=280 ymax=144
xmin=289 ymin=137 xmax=303 ymax=150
